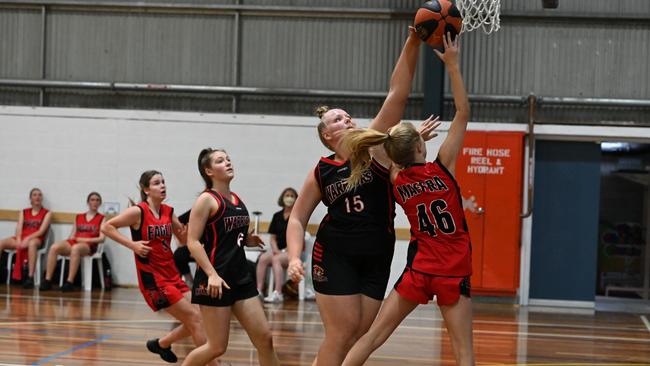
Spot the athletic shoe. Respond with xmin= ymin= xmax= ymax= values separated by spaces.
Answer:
xmin=146 ymin=338 xmax=177 ymax=363
xmin=60 ymin=281 xmax=75 ymax=292
xmin=263 ymin=290 xmax=284 ymax=303
xmin=39 ymin=279 xmax=53 ymax=291
xmin=304 ymin=288 xmax=316 ymax=301
xmin=22 ymin=277 xmax=34 ymax=289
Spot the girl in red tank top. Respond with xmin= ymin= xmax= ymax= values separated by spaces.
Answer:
xmin=0 ymin=188 xmax=52 ymax=288
xmin=102 ymin=171 xmax=220 ymax=366
xmin=341 ymin=34 xmax=475 ymax=366
xmin=40 ymin=192 xmax=106 ymax=292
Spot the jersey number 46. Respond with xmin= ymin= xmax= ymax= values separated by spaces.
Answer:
xmin=416 ymin=199 xmax=456 ymax=237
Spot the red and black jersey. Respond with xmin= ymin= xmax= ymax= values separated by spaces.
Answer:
xmin=74 ymin=213 xmax=104 ymax=239
xmin=314 ymin=155 xmax=395 ymax=253
xmin=21 ymin=207 xmax=49 ymax=240
xmin=130 ymin=202 xmax=178 ymax=281
xmin=393 ymin=159 xmax=472 ymax=277
xmin=195 ymin=190 xmax=252 ymax=285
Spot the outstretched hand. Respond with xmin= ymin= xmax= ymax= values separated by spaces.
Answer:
xmin=418 ymin=115 xmax=442 ymax=142
xmin=433 ymin=32 xmax=460 ymax=66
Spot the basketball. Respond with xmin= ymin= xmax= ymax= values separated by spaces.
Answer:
xmin=414 ymin=0 xmax=463 ymax=48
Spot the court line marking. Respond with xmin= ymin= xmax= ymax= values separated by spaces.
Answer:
xmin=1 ymin=318 xmax=648 ymax=344
xmin=642 ymin=315 xmax=650 ymax=333
xmin=32 ymin=334 xmax=111 ymax=365
xmin=5 ymin=293 xmax=647 ymax=334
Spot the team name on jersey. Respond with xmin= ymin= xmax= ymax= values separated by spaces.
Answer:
xmin=24 ymin=220 xmax=41 ymax=229
xmin=77 ymin=224 xmax=97 ymax=233
xmin=147 ymin=224 xmax=172 ymax=240
xmin=396 ymin=176 xmax=449 ymax=203
xmin=223 ymin=215 xmax=250 ymax=233
xmin=324 ymin=170 xmax=373 ymax=203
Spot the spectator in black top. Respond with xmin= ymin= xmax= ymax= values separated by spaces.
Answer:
xmin=256 ymin=187 xmax=298 ymax=303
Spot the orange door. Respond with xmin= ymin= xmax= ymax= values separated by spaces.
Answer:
xmin=455 ymin=131 xmax=525 ymax=295
xmin=481 ymin=132 xmax=524 ymax=293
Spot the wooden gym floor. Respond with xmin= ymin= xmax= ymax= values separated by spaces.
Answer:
xmin=0 ymin=285 xmax=648 ymax=366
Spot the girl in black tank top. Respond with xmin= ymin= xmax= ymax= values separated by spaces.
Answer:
xmin=183 ymin=148 xmax=280 ymax=366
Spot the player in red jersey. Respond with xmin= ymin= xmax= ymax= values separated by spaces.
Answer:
xmin=182 ymin=148 xmax=279 ymax=366
xmin=286 ymin=28 xmax=426 ymax=366
xmin=102 ymin=171 xmax=219 ymax=366
xmin=341 ymin=33 xmax=474 ymax=366
xmin=0 ymin=188 xmax=52 ymax=288
xmin=40 ymin=192 xmax=105 ymax=292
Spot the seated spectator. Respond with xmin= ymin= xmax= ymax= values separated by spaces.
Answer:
xmin=40 ymin=192 xmax=105 ymax=292
xmin=256 ymin=187 xmax=297 ymax=303
xmin=0 ymin=188 xmax=52 ymax=288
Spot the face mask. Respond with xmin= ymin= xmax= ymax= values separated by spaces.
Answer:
xmin=283 ymin=196 xmax=296 ymax=207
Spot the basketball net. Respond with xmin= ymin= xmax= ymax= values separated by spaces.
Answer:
xmin=456 ymin=0 xmax=501 ymax=34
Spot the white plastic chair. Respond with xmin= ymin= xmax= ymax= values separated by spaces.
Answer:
xmin=58 ymin=243 xmax=105 ymax=291
xmin=4 ymin=228 xmax=53 ymax=286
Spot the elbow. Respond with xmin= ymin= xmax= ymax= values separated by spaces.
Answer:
xmin=100 ymin=223 xmax=110 ymax=236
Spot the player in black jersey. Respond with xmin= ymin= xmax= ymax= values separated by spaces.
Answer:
xmin=182 ymin=148 xmax=280 ymax=366
xmin=286 ymin=28 xmax=430 ymax=366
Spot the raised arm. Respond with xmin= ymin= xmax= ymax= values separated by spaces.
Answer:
xmin=287 ymin=169 xmax=322 ymax=282
xmin=369 ymin=29 xmax=422 ymax=133
xmin=435 ymin=33 xmax=470 ymax=175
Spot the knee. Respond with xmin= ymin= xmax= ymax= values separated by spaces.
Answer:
xmin=255 ymin=329 xmax=275 ymax=352
xmin=205 ymin=341 xmax=227 ymax=358
xmin=271 ymin=255 xmax=281 ymax=266
xmin=329 ymin=322 xmax=361 ymax=346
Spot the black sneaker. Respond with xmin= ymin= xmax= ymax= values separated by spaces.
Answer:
xmin=39 ymin=279 xmax=53 ymax=291
xmin=146 ymin=338 xmax=177 ymax=363
xmin=60 ymin=281 xmax=75 ymax=292
xmin=22 ymin=277 xmax=34 ymax=289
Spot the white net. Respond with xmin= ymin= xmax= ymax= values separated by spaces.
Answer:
xmin=456 ymin=0 xmax=501 ymax=34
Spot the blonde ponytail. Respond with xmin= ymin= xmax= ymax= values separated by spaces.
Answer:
xmin=342 ymin=129 xmax=389 ymax=190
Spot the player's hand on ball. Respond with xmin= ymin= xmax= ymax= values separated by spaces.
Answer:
xmin=288 ymin=258 xmax=304 ymax=283
xmin=434 ymin=32 xmax=460 ymax=66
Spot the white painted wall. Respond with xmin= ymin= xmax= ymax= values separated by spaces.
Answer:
xmin=5 ymin=106 xmax=649 ymax=300
xmin=0 ymin=106 xmax=433 ymax=287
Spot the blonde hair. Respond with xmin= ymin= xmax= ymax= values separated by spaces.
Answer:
xmin=343 ymin=122 xmax=421 ymax=189
xmin=315 ymin=105 xmax=333 ymax=151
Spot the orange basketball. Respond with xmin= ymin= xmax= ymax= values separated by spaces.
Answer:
xmin=414 ymin=0 xmax=463 ymax=48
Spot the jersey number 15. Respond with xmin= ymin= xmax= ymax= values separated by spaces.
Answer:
xmin=416 ymin=199 xmax=456 ymax=237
